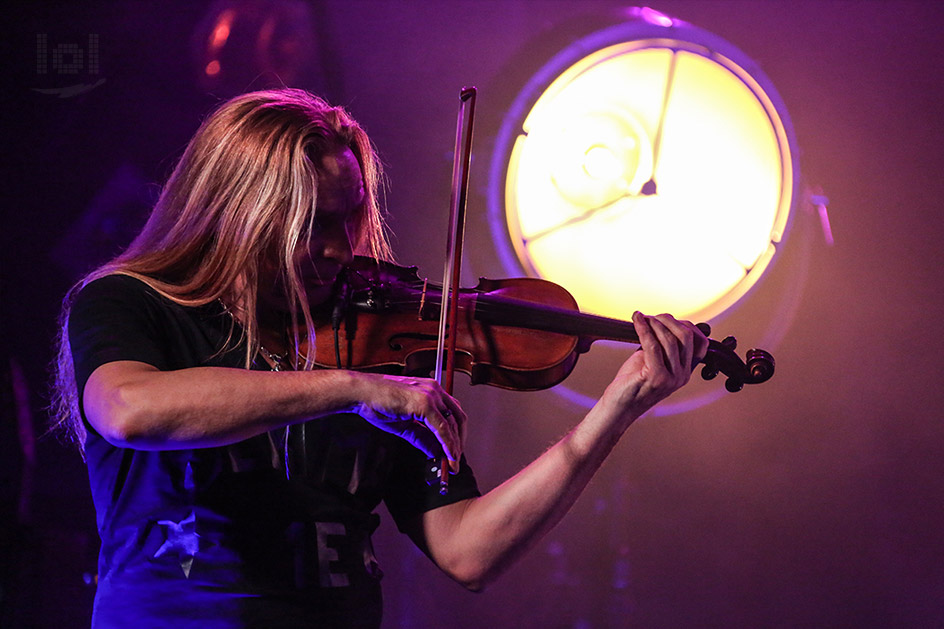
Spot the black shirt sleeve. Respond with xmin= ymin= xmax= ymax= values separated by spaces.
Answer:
xmin=69 ymin=274 xmax=172 ymax=418
xmin=383 ymin=444 xmax=481 ymax=529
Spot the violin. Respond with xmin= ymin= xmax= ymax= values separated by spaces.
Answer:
xmin=314 ymin=87 xmax=773 ymax=495
xmin=308 ymin=256 xmax=775 ymax=394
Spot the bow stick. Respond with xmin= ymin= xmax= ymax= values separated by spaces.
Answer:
xmin=432 ymin=86 xmax=477 ymax=495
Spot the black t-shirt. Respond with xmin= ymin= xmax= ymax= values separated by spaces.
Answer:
xmin=69 ymin=274 xmax=480 ymax=628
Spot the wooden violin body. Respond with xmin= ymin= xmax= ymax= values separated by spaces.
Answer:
xmin=309 ymin=257 xmax=775 ymax=394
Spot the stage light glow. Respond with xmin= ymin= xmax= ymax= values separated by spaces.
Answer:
xmin=209 ymin=10 xmax=235 ymax=51
xmin=491 ymin=16 xmax=798 ymax=322
xmin=193 ymin=0 xmax=319 ymax=96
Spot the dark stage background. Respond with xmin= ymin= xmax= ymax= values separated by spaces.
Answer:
xmin=4 ymin=1 xmax=944 ymax=626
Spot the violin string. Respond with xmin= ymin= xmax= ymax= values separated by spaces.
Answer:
xmin=354 ymin=292 xmax=559 ymax=318
xmin=340 ymin=267 xmax=638 ymax=333
xmin=356 ymin=294 xmax=639 ymax=339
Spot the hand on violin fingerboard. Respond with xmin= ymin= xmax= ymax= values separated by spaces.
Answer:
xmin=602 ymin=312 xmax=709 ymax=425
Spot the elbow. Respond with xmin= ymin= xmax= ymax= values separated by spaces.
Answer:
xmin=87 ymin=381 xmax=158 ymax=447
xmin=461 ymin=578 xmax=489 ymax=594
xmin=450 ymin=566 xmax=485 ymax=593
xmin=84 ymin=363 xmax=193 ymax=449
xmin=440 ymin=556 xmax=503 ymax=593
xmin=449 ymin=568 xmax=488 ymax=593
xmin=456 ymin=568 xmax=502 ymax=593
xmin=421 ymin=500 xmax=513 ymax=593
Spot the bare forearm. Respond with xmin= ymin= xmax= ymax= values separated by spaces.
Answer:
xmin=422 ymin=396 xmax=636 ymax=589
xmin=85 ymin=362 xmax=370 ymax=449
xmin=85 ymin=360 xmax=466 ymax=461
xmin=420 ymin=313 xmax=710 ymax=590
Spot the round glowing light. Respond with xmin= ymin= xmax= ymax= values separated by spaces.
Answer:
xmin=583 ymin=145 xmax=621 ymax=180
xmin=545 ymin=107 xmax=652 ymax=210
xmin=490 ymin=17 xmax=798 ymax=323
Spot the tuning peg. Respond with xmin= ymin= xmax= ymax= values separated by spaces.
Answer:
xmin=701 ymin=364 xmax=719 ymax=380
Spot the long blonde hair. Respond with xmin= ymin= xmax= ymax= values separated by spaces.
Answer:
xmin=51 ymin=89 xmax=392 ymax=454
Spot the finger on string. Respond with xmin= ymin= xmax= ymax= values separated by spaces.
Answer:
xmin=669 ymin=317 xmax=708 ymax=370
xmin=693 ymin=324 xmax=709 ymax=363
xmin=647 ymin=315 xmax=682 ymax=373
xmin=654 ymin=314 xmax=697 ymax=373
xmin=633 ymin=311 xmax=664 ymax=371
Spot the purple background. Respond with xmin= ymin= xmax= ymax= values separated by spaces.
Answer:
xmin=4 ymin=1 xmax=944 ymax=626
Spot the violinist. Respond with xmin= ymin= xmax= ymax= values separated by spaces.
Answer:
xmin=51 ymin=88 xmax=708 ymax=628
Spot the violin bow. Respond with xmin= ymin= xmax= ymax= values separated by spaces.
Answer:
xmin=433 ymin=86 xmax=477 ymax=495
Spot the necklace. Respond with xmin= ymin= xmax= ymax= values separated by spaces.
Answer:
xmin=259 ymin=345 xmax=289 ymax=372
xmin=217 ymin=299 xmax=293 ymax=372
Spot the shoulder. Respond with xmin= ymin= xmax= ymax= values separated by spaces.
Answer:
xmin=72 ymin=273 xmax=183 ymax=315
xmin=69 ymin=274 xmax=176 ymax=338
xmin=76 ymin=273 xmax=158 ymax=302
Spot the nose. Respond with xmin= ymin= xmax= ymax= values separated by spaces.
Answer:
xmin=322 ymin=223 xmax=355 ymax=267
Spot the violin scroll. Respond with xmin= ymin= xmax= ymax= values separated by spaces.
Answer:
xmin=700 ymin=336 xmax=775 ymax=393
xmin=745 ymin=348 xmax=776 ymax=384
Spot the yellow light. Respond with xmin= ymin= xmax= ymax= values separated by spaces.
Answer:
xmin=497 ymin=26 xmax=796 ymax=322
xmin=583 ymin=145 xmax=621 ymax=180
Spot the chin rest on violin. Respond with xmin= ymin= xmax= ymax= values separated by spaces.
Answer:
xmin=308 ymin=256 xmax=774 ymax=394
